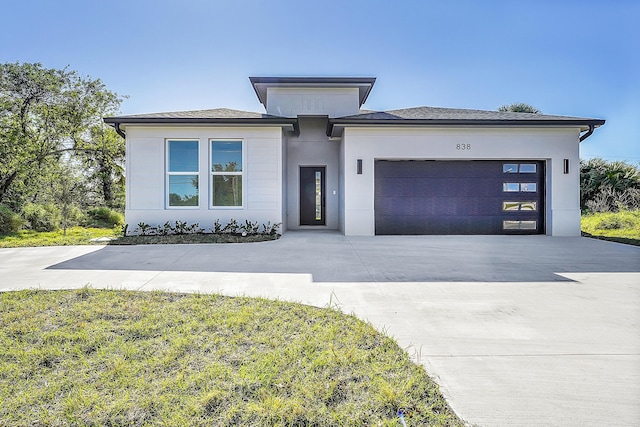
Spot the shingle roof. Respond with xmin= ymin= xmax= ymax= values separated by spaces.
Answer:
xmin=104 ymin=106 xmax=604 ymax=140
xmin=328 ymin=106 xmax=605 ymax=137
xmin=339 ymin=106 xmax=603 ymax=122
xmin=105 ymin=108 xmax=272 ymax=120
xmin=103 ymin=108 xmax=299 ymax=137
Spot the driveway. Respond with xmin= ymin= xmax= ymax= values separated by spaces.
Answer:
xmin=1 ymin=232 xmax=639 ymax=426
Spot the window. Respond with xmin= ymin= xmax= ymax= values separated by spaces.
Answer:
xmin=503 ymin=220 xmax=537 ymax=230
xmin=503 ymin=183 xmax=537 ymax=193
xmin=519 ymin=164 xmax=537 ymax=173
xmin=502 ymin=201 xmax=537 ymax=211
xmin=503 ymin=202 xmax=521 ymax=211
xmin=503 ymin=163 xmax=537 ymax=173
xmin=167 ymin=140 xmax=199 ymax=207
xmin=503 ymin=164 xmax=518 ymax=173
xmin=503 ymin=183 xmax=520 ymax=192
xmin=211 ymin=140 xmax=243 ymax=207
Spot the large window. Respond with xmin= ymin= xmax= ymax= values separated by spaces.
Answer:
xmin=167 ymin=140 xmax=199 ymax=207
xmin=211 ymin=140 xmax=243 ymax=207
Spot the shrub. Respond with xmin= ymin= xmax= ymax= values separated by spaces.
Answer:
xmin=86 ymin=207 xmax=124 ymax=228
xmin=581 ymin=158 xmax=640 ymax=212
xmin=593 ymin=210 xmax=639 ymax=230
xmin=21 ymin=203 xmax=60 ymax=232
xmin=0 ymin=204 xmax=23 ymax=234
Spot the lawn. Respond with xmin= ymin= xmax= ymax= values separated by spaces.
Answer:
xmin=581 ymin=210 xmax=640 ymax=246
xmin=0 ymin=227 xmax=119 ymax=248
xmin=0 ymin=289 xmax=463 ymax=427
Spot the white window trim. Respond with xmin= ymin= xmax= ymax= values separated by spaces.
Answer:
xmin=166 ymin=139 xmax=200 ymax=209
xmin=210 ymin=139 xmax=245 ymax=209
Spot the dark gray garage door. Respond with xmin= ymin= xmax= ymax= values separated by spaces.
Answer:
xmin=375 ymin=160 xmax=545 ymax=235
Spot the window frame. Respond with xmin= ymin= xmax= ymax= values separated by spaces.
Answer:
xmin=166 ymin=139 xmax=200 ymax=209
xmin=210 ymin=139 xmax=245 ymax=209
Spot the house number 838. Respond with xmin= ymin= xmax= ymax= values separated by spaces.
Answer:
xmin=456 ymin=144 xmax=471 ymax=150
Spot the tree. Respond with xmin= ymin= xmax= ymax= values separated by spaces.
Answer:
xmin=0 ymin=62 xmax=123 ymax=208
xmin=498 ymin=103 xmax=540 ymax=114
xmin=75 ymin=124 xmax=125 ymax=209
xmin=51 ymin=166 xmax=84 ymax=236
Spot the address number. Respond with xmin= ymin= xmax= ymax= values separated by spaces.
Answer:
xmin=456 ymin=144 xmax=471 ymax=150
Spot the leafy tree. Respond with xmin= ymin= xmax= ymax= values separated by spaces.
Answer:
xmin=498 ymin=103 xmax=540 ymax=114
xmin=51 ymin=166 xmax=85 ymax=235
xmin=580 ymin=158 xmax=640 ymax=212
xmin=76 ymin=124 xmax=125 ymax=209
xmin=0 ymin=62 xmax=123 ymax=208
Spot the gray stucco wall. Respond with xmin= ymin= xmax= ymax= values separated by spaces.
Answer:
xmin=285 ymin=117 xmax=340 ymax=230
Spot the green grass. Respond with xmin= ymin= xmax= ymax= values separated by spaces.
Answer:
xmin=0 ymin=227 xmax=119 ymax=248
xmin=581 ymin=210 xmax=640 ymax=246
xmin=0 ymin=228 xmax=278 ymax=247
xmin=0 ymin=289 xmax=462 ymax=427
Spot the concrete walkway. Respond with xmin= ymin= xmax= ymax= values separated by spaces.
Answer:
xmin=1 ymin=232 xmax=639 ymax=426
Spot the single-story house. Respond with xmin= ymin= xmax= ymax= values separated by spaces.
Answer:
xmin=104 ymin=77 xmax=604 ymax=236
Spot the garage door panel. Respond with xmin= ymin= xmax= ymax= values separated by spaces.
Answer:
xmin=377 ymin=177 xmax=502 ymax=198
xmin=376 ymin=215 xmax=504 ymax=235
xmin=375 ymin=160 xmax=544 ymax=235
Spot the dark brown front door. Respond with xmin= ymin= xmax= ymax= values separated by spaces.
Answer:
xmin=300 ymin=166 xmax=326 ymax=225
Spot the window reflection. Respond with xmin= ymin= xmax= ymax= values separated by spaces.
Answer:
xmin=503 ymin=183 xmax=520 ymax=192
xmin=503 ymin=220 xmax=537 ymax=230
xmin=519 ymin=164 xmax=537 ymax=173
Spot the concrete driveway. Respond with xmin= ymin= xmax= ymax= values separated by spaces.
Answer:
xmin=1 ymin=232 xmax=639 ymax=427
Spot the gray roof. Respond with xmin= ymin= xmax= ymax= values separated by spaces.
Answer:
xmin=338 ymin=106 xmax=603 ymax=122
xmin=104 ymin=106 xmax=604 ymax=139
xmin=105 ymin=108 xmax=272 ymax=120
xmin=328 ymin=106 xmax=605 ymax=137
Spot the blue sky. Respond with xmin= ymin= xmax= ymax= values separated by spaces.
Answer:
xmin=2 ymin=0 xmax=638 ymax=162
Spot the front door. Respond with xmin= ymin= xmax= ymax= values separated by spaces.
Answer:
xmin=300 ymin=166 xmax=326 ymax=225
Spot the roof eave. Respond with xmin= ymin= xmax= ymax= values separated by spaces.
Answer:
xmin=327 ymin=118 xmax=606 ymax=137
xmin=103 ymin=117 xmax=299 ymax=136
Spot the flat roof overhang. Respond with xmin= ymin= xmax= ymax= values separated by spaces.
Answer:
xmin=250 ymin=77 xmax=376 ymax=108
xmin=103 ymin=116 xmax=299 ymax=137
xmin=327 ymin=118 xmax=606 ymax=138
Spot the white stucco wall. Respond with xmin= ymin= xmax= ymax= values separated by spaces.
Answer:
xmin=266 ymin=87 xmax=360 ymax=118
xmin=124 ymin=126 xmax=283 ymax=232
xmin=342 ymin=126 xmax=582 ymax=236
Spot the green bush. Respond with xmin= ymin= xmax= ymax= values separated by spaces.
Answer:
xmin=0 ymin=204 xmax=24 ymax=234
xmin=22 ymin=203 xmax=60 ymax=232
xmin=86 ymin=207 xmax=124 ymax=228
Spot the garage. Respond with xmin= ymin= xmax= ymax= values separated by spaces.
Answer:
xmin=374 ymin=160 xmax=545 ymax=235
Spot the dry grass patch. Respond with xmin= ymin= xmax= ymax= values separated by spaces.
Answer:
xmin=0 ymin=289 xmax=463 ymax=426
